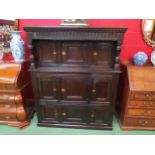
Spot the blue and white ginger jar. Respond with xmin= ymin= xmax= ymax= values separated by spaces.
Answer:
xmin=10 ymin=31 xmax=25 ymax=62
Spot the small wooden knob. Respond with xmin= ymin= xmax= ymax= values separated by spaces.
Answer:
xmin=62 ymin=112 xmax=66 ymax=116
xmin=62 ymin=51 xmax=66 ymax=56
xmin=54 ymin=112 xmax=58 ymax=116
xmin=53 ymin=51 xmax=57 ymax=55
xmin=93 ymin=52 xmax=98 ymax=56
xmin=90 ymin=114 xmax=95 ymax=118
xmin=61 ymin=88 xmax=66 ymax=92
xmin=53 ymin=88 xmax=57 ymax=92
xmin=92 ymin=89 xmax=96 ymax=93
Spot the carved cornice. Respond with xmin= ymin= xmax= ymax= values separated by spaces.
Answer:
xmin=24 ymin=26 xmax=127 ymax=45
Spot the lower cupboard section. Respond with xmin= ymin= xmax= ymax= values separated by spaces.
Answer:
xmin=37 ymin=104 xmax=113 ymax=130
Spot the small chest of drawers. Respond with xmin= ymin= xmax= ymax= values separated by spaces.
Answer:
xmin=0 ymin=61 xmax=34 ymax=128
xmin=119 ymin=64 xmax=155 ymax=130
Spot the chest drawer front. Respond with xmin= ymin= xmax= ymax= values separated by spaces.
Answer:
xmin=0 ymin=103 xmax=17 ymax=120
xmin=36 ymin=41 xmax=58 ymax=66
xmin=61 ymin=42 xmax=91 ymax=66
xmin=0 ymin=93 xmax=22 ymax=104
xmin=128 ymin=100 xmax=155 ymax=107
xmin=0 ymin=103 xmax=16 ymax=110
xmin=90 ymin=75 xmax=113 ymax=102
xmin=127 ymin=108 xmax=155 ymax=117
xmin=124 ymin=117 xmax=155 ymax=127
xmin=92 ymin=42 xmax=115 ymax=68
xmin=129 ymin=92 xmax=155 ymax=101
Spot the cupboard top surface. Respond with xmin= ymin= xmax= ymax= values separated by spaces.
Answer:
xmin=23 ymin=26 xmax=127 ymax=32
xmin=128 ymin=64 xmax=155 ymax=91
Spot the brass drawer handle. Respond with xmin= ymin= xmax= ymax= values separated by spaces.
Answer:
xmin=3 ymin=95 xmax=9 ymax=99
xmin=62 ymin=51 xmax=66 ymax=56
xmin=61 ymin=88 xmax=66 ymax=92
xmin=53 ymin=88 xmax=57 ymax=92
xmin=92 ymin=89 xmax=96 ymax=93
xmin=4 ymin=104 xmax=11 ymax=108
xmin=140 ymin=120 xmax=148 ymax=125
xmin=62 ymin=112 xmax=66 ymax=116
xmin=5 ymin=116 xmax=10 ymax=120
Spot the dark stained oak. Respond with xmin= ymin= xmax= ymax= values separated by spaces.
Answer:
xmin=24 ymin=26 xmax=127 ymax=130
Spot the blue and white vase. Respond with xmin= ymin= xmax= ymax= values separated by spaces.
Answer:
xmin=10 ymin=31 xmax=25 ymax=62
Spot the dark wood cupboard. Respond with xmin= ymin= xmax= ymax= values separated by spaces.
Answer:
xmin=24 ymin=26 xmax=127 ymax=130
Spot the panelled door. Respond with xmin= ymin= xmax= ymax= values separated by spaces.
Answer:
xmin=92 ymin=42 xmax=115 ymax=68
xmin=90 ymin=74 xmax=113 ymax=104
xmin=37 ymin=74 xmax=60 ymax=100
xmin=61 ymin=42 xmax=91 ymax=66
xmin=61 ymin=74 xmax=90 ymax=103
xmin=36 ymin=41 xmax=59 ymax=66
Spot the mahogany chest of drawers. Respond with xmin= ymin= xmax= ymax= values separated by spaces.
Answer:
xmin=24 ymin=26 xmax=127 ymax=130
xmin=0 ymin=61 xmax=34 ymax=128
xmin=119 ymin=63 xmax=155 ymax=130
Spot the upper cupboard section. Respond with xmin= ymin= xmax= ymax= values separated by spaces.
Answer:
xmin=34 ymin=40 xmax=116 ymax=68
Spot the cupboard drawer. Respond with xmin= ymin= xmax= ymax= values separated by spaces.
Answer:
xmin=128 ymin=100 xmax=155 ymax=107
xmin=129 ymin=92 xmax=155 ymax=101
xmin=127 ymin=108 xmax=155 ymax=117
xmin=124 ymin=117 xmax=155 ymax=127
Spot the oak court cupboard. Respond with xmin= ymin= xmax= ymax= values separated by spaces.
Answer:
xmin=24 ymin=26 xmax=127 ymax=130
